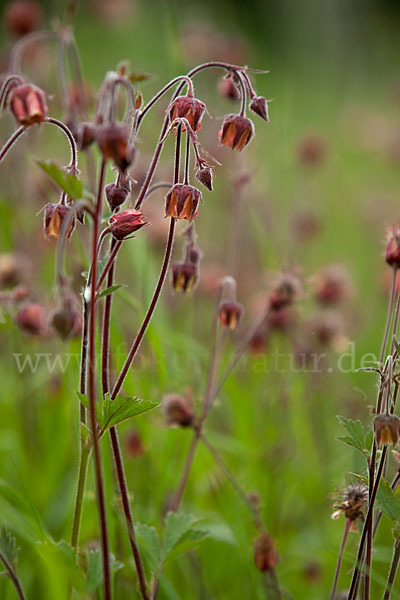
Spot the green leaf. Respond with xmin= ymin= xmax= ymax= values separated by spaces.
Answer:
xmin=336 ymin=416 xmax=370 ymax=454
xmin=37 ymin=160 xmax=83 ymax=200
xmin=376 ymin=479 xmax=400 ymax=524
xmin=98 ymin=284 xmax=126 ymax=299
xmin=0 ymin=527 xmax=19 ymax=567
xmin=162 ymin=512 xmax=199 ymax=562
xmin=164 ymin=528 xmax=208 ymax=565
xmin=100 ymin=394 xmax=159 ymax=431
xmin=86 ymin=550 xmax=123 ymax=594
xmin=136 ymin=523 xmax=162 ymax=569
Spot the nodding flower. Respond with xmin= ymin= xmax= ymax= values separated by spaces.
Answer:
xmin=219 ymin=114 xmax=254 ymax=151
xmin=165 ymin=183 xmax=202 ymax=221
xmin=219 ymin=301 xmax=243 ymax=330
xmin=386 ymin=224 xmax=400 ymax=269
xmin=9 ymin=83 xmax=48 ymax=126
xmin=374 ymin=413 xmax=400 ymax=447
xmin=15 ymin=303 xmax=47 ymax=336
xmin=105 ymin=179 xmax=130 ymax=212
xmin=171 ymin=261 xmax=198 ymax=293
xmin=249 ymin=96 xmax=269 ymax=122
xmin=96 ymin=122 xmax=134 ymax=172
xmin=169 ymin=95 xmax=206 ymax=132
xmin=268 ymin=271 xmax=301 ymax=311
xmin=109 ymin=209 xmax=147 ymax=240
xmin=43 ymin=203 xmax=76 ymax=240
xmin=253 ymin=533 xmax=278 ymax=573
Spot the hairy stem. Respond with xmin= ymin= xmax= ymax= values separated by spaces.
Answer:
xmin=0 ymin=550 xmax=26 ymax=600
xmin=0 ymin=127 xmax=25 ymax=163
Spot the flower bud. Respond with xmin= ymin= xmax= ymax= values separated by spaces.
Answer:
xmin=219 ymin=301 xmax=243 ymax=330
xmin=50 ymin=293 xmax=82 ymax=340
xmin=109 ymin=209 xmax=147 ymax=240
xmin=249 ymin=96 xmax=269 ymax=122
xmin=386 ymin=226 xmax=400 ymax=269
xmin=195 ymin=165 xmax=213 ymax=191
xmin=218 ymin=75 xmax=239 ymax=100
xmin=374 ymin=414 xmax=400 ymax=447
xmin=96 ymin=123 xmax=134 ymax=172
xmin=163 ymin=393 xmax=194 ymax=427
xmin=4 ymin=0 xmax=43 ymax=37
xmin=253 ymin=533 xmax=278 ymax=572
xmin=15 ymin=303 xmax=47 ymax=336
xmin=43 ymin=203 xmax=75 ymax=240
xmin=165 ymin=183 xmax=202 ymax=221
xmin=171 ymin=261 xmax=198 ymax=293
xmin=169 ymin=95 xmax=206 ymax=132
xmin=76 ymin=121 xmax=96 ymax=151
xmin=9 ymin=83 xmax=48 ymax=127
xmin=219 ymin=114 xmax=254 ymax=151
xmin=105 ymin=183 xmax=129 ymax=211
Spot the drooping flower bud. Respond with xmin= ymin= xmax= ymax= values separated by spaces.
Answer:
xmin=171 ymin=261 xmax=198 ymax=293
xmin=105 ymin=182 xmax=129 ymax=211
xmin=109 ymin=209 xmax=147 ymax=240
xmin=374 ymin=414 xmax=400 ymax=447
xmin=165 ymin=183 xmax=202 ymax=221
xmin=169 ymin=95 xmax=206 ymax=132
xmin=249 ymin=96 xmax=269 ymax=122
xmin=15 ymin=303 xmax=47 ymax=336
xmin=253 ymin=533 xmax=278 ymax=572
xmin=43 ymin=203 xmax=76 ymax=240
xmin=9 ymin=83 xmax=48 ymax=127
xmin=218 ymin=75 xmax=239 ymax=100
xmin=163 ymin=393 xmax=194 ymax=427
xmin=96 ymin=123 xmax=134 ymax=172
xmin=195 ymin=165 xmax=213 ymax=191
xmin=4 ymin=0 xmax=43 ymax=37
xmin=386 ymin=225 xmax=400 ymax=269
xmin=76 ymin=121 xmax=96 ymax=151
xmin=219 ymin=114 xmax=254 ymax=151
xmin=219 ymin=301 xmax=243 ymax=330
xmin=50 ymin=292 xmax=82 ymax=340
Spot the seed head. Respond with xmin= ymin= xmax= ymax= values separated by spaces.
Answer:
xmin=219 ymin=114 xmax=254 ymax=151
xmin=43 ymin=203 xmax=75 ymax=240
xmin=165 ymin=183 xmax=202 ymax=221
xmin=9 ymin=83 xmax=48 ymax=127
xmin=331 ymin=483 xmax=368 ymax=528
xmin=253 ymin=533 xmax=278 ymax=572
xmin=109 ymin=209 xmax=147 ymax=240
xmin=169 ymin=95 xmax=206 ymax=132
xmin=374 ymin=413 xmax=400 ymax=447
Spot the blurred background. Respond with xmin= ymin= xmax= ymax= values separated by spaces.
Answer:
xmin=1 ymin=0 xmax=400 ymax=598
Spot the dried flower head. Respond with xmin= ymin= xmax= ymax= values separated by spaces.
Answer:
xmin=96 ymin=122 xmax=134 ymax=172
xmin=165 ymin=183 xmax=202 ymax=221
xmin=9 ymin=83 xmax=48 ymax=126
xmin=109 ymin=209 xmax=147 ymax=240
xmin=219 ymin=114 xmax=254 ymax=151
xmin=169 ymin=95 xmax=206 ymax=132
xmin=331 ymin=483 xmax=368 ymax=530
xmin=374 ymin=413 xmax=400 ymax=447
xmin=43 ymin=203 xmax=76 ymax=240
xmin=386 ymin=225 xmax=400 ymax=269
xmin=253 ymin=533 xmax=278 ymax=572
xmin=163 ymin=393 xmax=194 ymax=427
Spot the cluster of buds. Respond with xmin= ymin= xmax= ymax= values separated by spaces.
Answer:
xmin=163 ymin=393 xmax=194 ymax=427
xmin=43 ymin=203 xmax=76 ymax=240
xmin=109 ymin=208 xmax=148 ymax=240
xmin=96 ymin=122 xmax=134 ymax=172
xmin=253 ymin=533 xmax=278 ymax=572
xmin=49 ymin=291 xmax=82 ymax=340
xmin=165 ymin=183 xmax=202 ymax=221
xmin=169 ymin=94 xmax=206 ymax=132
xmin=219 ymin=114 xmax=254 ymax=151
xmin=268 ymin=271 xmax=301 ymax=311
xmin=331 ymin=484 xmax=368 ymax=531
xmin=218 ymin=277 xmax=243 ymax=331
xmin=374 ymin=413 xmax=400 ymax=447
xmin=386 ymin=225 xmax=400 ymax=269
xmin=9 ymin=82 xmax=48 ymax=127
xmin=311 ymin=264 xmax=352 ymax=305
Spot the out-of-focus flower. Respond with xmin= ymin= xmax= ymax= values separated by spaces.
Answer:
xmin=297 ymin=134 xmax=327 ymax=167
xmin=125 ymin=429 xmax=145 ymax=458
xmin=219 ymin=300 xmax=243 ymax=330
xmin=50 ymin=292 xmax=82 ymax=340
xmin=163 ymin=393 xmax=194 ymax=427
xmin=253 ymin=533 xmax=278 ymax=572
xmin=374 ymin=414 xmax=400 ymax=447
xmin=171 ymin=261 xmax=198 ymax=293
xmin=218 ymin=75 xmax=239 ymax=100
xmin=43 ymin=204 xmax=76 ymax=240
xmin=96 ymin=123 xmax=134 ymax=172
xmin=268 ymin=272 xmax=301 ymax=311
xmin=3 ymin=0 xmax=43 ymax=37
xmin=311 ymin=264 xmax=353 ymax=305
xmin=386 ymin=225 xmax=400 ymax=269
xmin=15 ymin=303 xmax=47 ymax=336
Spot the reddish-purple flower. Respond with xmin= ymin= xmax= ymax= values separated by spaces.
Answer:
xmin=96 ymin=123 xmax=134 ymax=172
xmin=386 ymin=225 xmax=400 ymax=269
xmin=109 ymin=209 xmax=147 ymax=240
xmin=43 ymin=204 xmax=75 ymax=240
xmin=169 ymin=95 xmax=206 ymax=132
xmin=9 ymin=83 xmax=48 ymax=127
xmin=165 ymin=183 xmax=202 ymax=221
xmin=219 ymin=114 xmax=254 ymax=151
xmin=219 ymin=301 xmax=243 ymax=330
xmin=171 ymin=262 xmax=198 ymax=293
xmin=249 ymin=96 xmax=269 ymax=122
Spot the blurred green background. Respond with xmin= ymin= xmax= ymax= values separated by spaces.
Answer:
xmin=1 ymin=0 xmax=400 ymax=598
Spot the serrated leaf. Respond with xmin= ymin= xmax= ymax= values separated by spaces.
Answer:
xmin=0 ymin=527 xmax=19 ymax=567
xmin=164 ymin=528 xmax=208 ymax=565
xmin=337 ymin=416 xmax=369 ymax=454
xmin=86 ymin=550 xmax=123 ymax=594
xmin=376 ymin=479 xmax=400 ymax=524
xmin=101 ymin=394 xmax=159 ymax=431
xmin=98 ymin=284 xmax=126 ymax=299
xmin=37 ymin=160 xmax=83 ymax=200
xmin=136 ymin=523 xmax=162 ymax=569
xmin=162 ymin=512 xmax=199 ymax=562
xmin=75 ymin=391 xmax=102 ymax=426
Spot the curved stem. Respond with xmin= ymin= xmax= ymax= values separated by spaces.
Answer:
xmin=87 ymin=159 xmax=112 ymax=600
xmin=0 ymin=550 xmax=26 ymax=600
xmin=0 ymin=127 xmax=25 ymax=164
xmin=10 ymin=30 xmax=59 ymax=73
xmin=137 ymin=75 xmax=193 ymax=127
xmin=330 ymin=518 xmax=351 ymax=600
xmin=45 ymin=117 xmax=78 ymax=170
